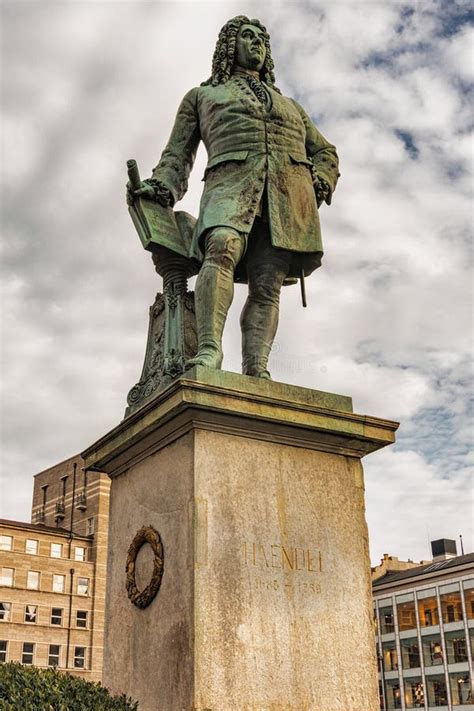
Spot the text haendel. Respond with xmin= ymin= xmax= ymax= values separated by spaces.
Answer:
xmin=241 ymin=542 xmax=322 ymax=573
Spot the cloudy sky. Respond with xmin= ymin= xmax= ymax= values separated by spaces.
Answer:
xmin=1 ymin=0 xmax=472 ymax=565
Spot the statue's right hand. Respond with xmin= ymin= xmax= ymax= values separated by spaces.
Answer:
xmin=126 ymin=181 xmax=154 ymax=205
xmin=126 ymin=179 xmax=173 ymax=207
xmin=131 ymin=182 xmax=156 ymax=201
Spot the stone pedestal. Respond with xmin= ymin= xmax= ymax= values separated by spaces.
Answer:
xmin=82 ymin=367 xmax=398 ymax=711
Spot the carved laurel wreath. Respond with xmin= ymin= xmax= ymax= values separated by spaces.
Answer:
xmin=125 ymin=525 xmax=164 ymax=609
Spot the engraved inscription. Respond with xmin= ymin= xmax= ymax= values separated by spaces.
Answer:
xmin=242 ymin=541 xmax=322 ymax=573
xmin=254 ymin=577 xmax=322 ymax=595
xmin=241 ymin=540 xmax=324 ymax=596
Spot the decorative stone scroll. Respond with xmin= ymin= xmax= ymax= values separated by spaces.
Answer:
xmin=125 ymin=525 xmax=164 ymax=609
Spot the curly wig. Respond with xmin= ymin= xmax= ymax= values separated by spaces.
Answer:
xmin=202 ymin=16 xmax=280 ymax=92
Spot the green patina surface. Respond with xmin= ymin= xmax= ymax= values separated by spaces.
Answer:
xmin=183 ymin=366 xmax=353 ymax=413
xmin=127 ymin=15 xmax=340 ymax=391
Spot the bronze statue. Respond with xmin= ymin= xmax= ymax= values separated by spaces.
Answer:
xmin=130 ymin=15 xmax=339 ymax=380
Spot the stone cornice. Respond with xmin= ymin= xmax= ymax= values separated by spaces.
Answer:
xmin=82 ymin=367 xmax=399 ymax=478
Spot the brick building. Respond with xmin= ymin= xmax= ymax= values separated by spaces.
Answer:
xmin=0 ymin=454 xmax=109 ymax=681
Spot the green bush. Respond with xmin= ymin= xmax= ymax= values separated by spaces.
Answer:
xmin=0 ymin=662 xmax=138 ymax=711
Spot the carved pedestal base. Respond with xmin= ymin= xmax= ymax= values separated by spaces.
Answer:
xmin=126 ymin=251 xmax=198 ymax=417
xmin=82 ymin=368 xmax=398 ymax=711
xmin=125 ymin=290 xmax=197 ymax=415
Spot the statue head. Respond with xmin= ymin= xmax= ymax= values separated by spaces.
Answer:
xmin=205 ymin=16 xmax=279 ymax=89
xmin=235 ymin=23 xmax=267 ymax=73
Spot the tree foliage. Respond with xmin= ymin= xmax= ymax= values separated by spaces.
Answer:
xmin=0 ymin=663 xmax=138 ymax=711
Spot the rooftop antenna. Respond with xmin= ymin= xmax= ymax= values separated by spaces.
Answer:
xmin=459 ymin=534 xmax=465 ymax=555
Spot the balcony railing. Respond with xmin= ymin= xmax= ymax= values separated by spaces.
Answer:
xmin=34 ymin=508 xmax=45 ymax=523
xmin=75 ymin=491 xmax=87 ymax=511
xmin=54 ymin=499 xmax=65 ymax=522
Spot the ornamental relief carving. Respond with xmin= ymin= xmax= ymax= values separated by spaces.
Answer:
xmin=125 ymin=525 xmax=164 ymax=609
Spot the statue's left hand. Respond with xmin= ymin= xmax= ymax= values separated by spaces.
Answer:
xmin=314 ymin=175 xmax=331 ymax=207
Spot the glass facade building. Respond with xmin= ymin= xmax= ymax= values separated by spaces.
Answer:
xmin=373 ymin=553 xmax=474 ymax=710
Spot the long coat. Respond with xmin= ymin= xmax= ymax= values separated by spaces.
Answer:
xmin=152 ymin=76 xmax=339 ymax=278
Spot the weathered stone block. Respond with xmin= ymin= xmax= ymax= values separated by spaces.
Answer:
xmin=82 ymin=368 xmax=398 ymax=710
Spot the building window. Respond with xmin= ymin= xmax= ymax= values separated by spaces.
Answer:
xmin=379 ymin=603 xmax=394 ymax=634
xmin=382 ymin=641 xmax=398 ymax=671
xmin=87 ymin=518 xmax=95 ymax=536
xmin=426 ymin=674 xmax=448 ymax=707
xmin=470 ymin=629 xmax=474 ymax=659
xmin=444 ymin=630 xmax=468 ymax=664
xmin=76 ymin=610 xmax=88 ymax=628
xmin=77 ymin=577 xmax=89 ymax=596
xmin=52 ymin=574 xmax=65 ymax=593
xmin=60 ymin=476 xmax=68 ymax=498
xmin=74 ymin=547 xmax=86 ymax=562
xmin=24 ymin=605 xmax=37 ymax=624
xmin=0 ymin=536 xmax=13 ymax=552
xmin=50 ymin=543 xmax=62 ymax=558
xmin=0 ymin=603 xmax=11 ymax=622
xmin=21 ymin=642 xmax=34 ymax=665
xmin=449 ymin=672 xmax=472 ymax=705
xmin=463 ymin=585 xmax=474 ymax=620
xmin=0 ymin=568 xmax=13 ymax=587
xmin=41 ymin=485 xmax=48 ymax=506
xmin=25 ymin=539 xmax=38 ymax=555
xmin=385 ymin=678 xmax=401 ymax=709
xmin=26 ymin=571 xmax=40 ymax=590
xmin=74 ymin=646 xmax=86 ymax=668
xmin=48 ymin=644 xmax=60 ymax=667
xmin=404 ymin=678 xmax=424 ymax=709
xmin=417 ymin=588 xmax=439 ymax=627
xmin=0 ymin=641 xmax=7 ymax=663
xmin=396 ymin=596 xmax=416 ymax=631
xmin=422 ymin=634 xmax=443 ymax=667
xmin=440 ymin=584 xmax=463 ymax=624
xmin=51 ymin=607 xmax=63 ymax=626
xmin=400 ymin=637 xmax=420 ymax=669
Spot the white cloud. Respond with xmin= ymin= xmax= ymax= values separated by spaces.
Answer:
xmin=441 ymin=25 xmax=474 ymax=82
xmin=365 ymin=448 xmax=473 ymax=564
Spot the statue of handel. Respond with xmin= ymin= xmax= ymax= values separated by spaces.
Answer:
xmin=130 ymin=16 xmax=339 ymax=379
